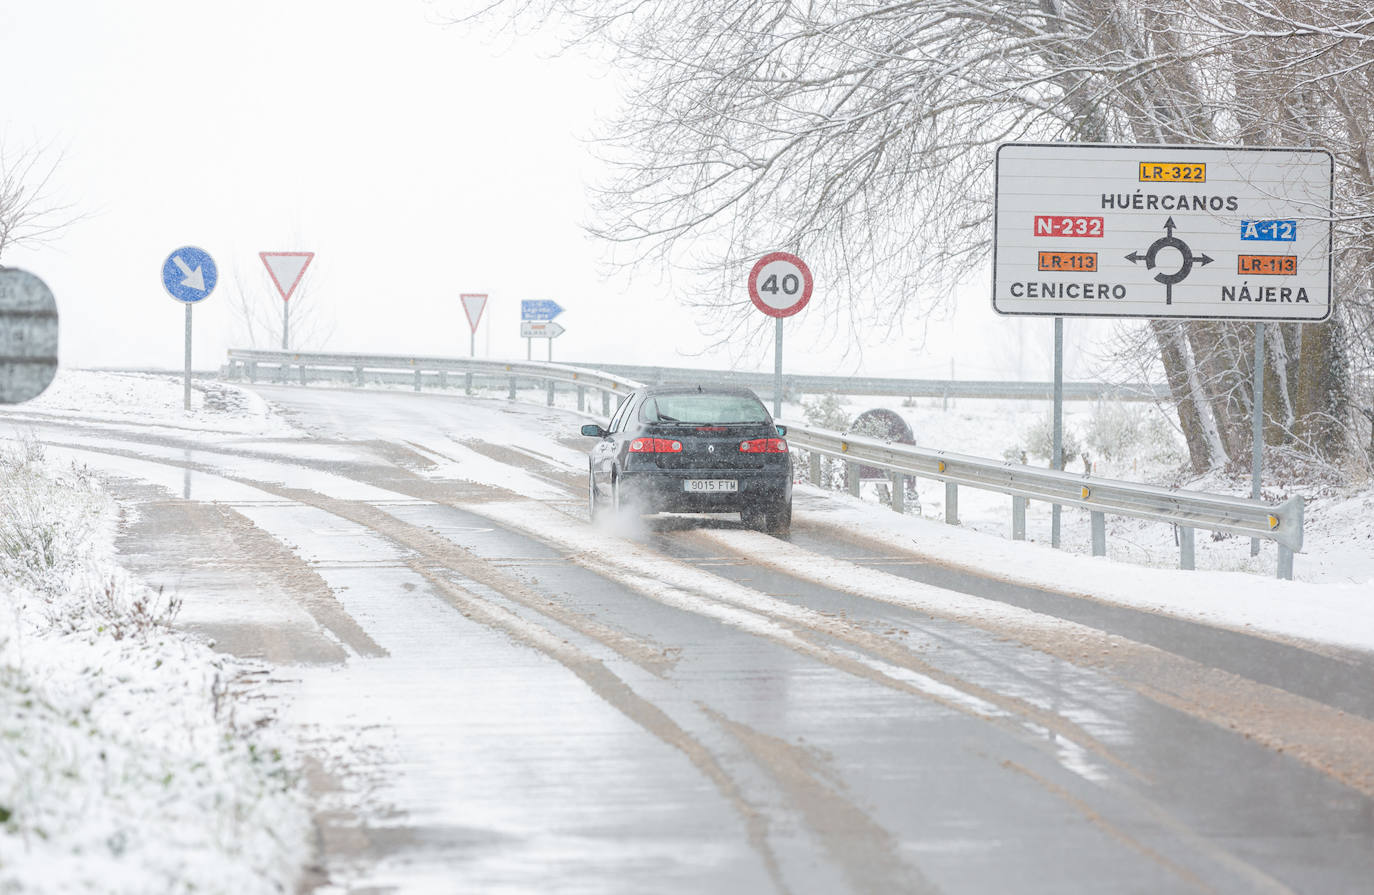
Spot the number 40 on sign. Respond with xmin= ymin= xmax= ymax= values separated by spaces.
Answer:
xmin=748 ymin=252 xmax=813 ymax=318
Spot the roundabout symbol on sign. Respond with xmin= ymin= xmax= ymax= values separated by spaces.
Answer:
xmin=748 ymin=251 xmax=813 ymax=318
xmin=1125 ymin=217 xmax=1213 ymax=305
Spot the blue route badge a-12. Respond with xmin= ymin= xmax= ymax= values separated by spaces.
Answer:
xmin=161 ymin=246 xmax=218 ymax=303
xmin=1124 ymin=217 xmax=1214 ymax=305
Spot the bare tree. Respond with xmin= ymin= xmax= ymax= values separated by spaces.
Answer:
xmin=467 ymin=0 xmax=1373 ymax=473
xmin=0 ymin=139 xmax=79 ymax=263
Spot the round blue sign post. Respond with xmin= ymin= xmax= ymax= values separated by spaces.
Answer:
xmin=161 ymin=246 xmax=218 ymax=410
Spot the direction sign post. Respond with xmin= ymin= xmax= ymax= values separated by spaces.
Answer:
xmin=993 ymin=143 xmax=1334 ymax=555
xmin=260 ymin=252 xmax=315 ymax=351
xmin=162 ymin=246 xmax=218 ymax=410
xmin=748 ymin=252 xmax=813 ymax=418
xmin=521 ymin=300 xmax=564 ymax=361
xmin=0 ymin=269 xmax=58 ymax=405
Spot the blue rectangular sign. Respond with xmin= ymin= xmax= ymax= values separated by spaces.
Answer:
xmin=521 ymin=300 xmax=564 ymax=321
xmin=1240 ymin=220 xmax=1297 ymax=242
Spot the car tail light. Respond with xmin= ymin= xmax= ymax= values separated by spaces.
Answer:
xmin=629 ymin=438 xmax=683 ymax=453
xmin=739 ymin=438 xmax=788 ymax=453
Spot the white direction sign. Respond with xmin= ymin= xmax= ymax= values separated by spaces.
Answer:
xmin=993 ymin=144 xmax=1332 ymax=321
xmin=260 ymin=251 xmax=314 ymax=301
xmin=521 ymin=321 xmax=565 ymax=339
xmin=461 ymin=293 xmax=488 ymax=333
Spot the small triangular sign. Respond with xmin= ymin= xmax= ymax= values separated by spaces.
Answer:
xmin=461 ymin=293 xmax=488 ymax=333
xmin=260 ymin=252 xmax=314 ymax=301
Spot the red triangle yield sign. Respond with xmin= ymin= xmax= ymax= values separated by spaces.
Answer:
xmin=460 ymin=293 xmax=488 ymax=332
xmin=260 ymin=252 xmax=315 ymax=301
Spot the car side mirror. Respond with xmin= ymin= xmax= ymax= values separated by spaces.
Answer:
xmin=581 ymin=424 xmax=608 ymax=438
xmin=775 ymin=424 xmax=787 ymax=437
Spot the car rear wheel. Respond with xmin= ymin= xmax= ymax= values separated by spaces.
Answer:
xmin=764 ymin=499 xmax=792 ymax=536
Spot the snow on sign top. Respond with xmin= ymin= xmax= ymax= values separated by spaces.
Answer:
xmin=259 ymin=252 xmax=314 ymax=301
xmin=461 ymin=293 xmax=488 ymax=332
xmin=992 ymin=143 xmax=1332 ymax=321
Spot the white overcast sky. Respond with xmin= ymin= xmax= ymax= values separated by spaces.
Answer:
xmin=0 ymin=0 xmax=1104 ymax=380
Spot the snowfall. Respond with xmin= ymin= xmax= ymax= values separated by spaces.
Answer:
xmin=0 ymin=368 xmax=1370 ymax=892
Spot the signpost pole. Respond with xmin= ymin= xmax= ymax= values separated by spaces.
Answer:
xmin=527 ymin=338 xmax=532 ymax=361
xmin=773 ymin=317 xmax=784 ymax=419
xmin=470 ymin=331 xmax=476 ymax=358
xmin=1250 ymin=323 xmax=1266 ymax=555
xmin=282 ymin=303 xmax=289 ymax=351
xmin=1051 ymin=317 xmax=1064 ymax=548
xmin=548 ymin=338 xmax=553 ymax=363
xmin=184 ymin=303 xmax=194 ymax=411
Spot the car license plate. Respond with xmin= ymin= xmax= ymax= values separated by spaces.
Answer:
xmin=684 ymin=479 xmax=738 ymax=493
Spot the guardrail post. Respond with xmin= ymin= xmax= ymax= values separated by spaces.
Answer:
xmin=547 ymin=380 xmax=555 ymax=406
xmin=1277 ymin=547 xmax=1294 ymax=580
xmin=299 ymin=364 xmax=308 ymax=385
xmin=464 ymin=371 xmax=472 ymax=395
xmin=353 ymin=365 xmax=363 ymax=386
xmin=1179 ymin=526 xmax=1195 ymax=570
xmin=890 ymin=472 xmax=904 ymax=513
xmin=1012 ymin=496 xmax=1026 ymax=540
xmin=602 ymin=391 xmax=611 ymax=416
xmin=577 ymin=386 xmax=586 ymax=412
xmin=1091 ymin=511 xmax=1105 ymax=556
xmin=847 ymin=462 xmax=860 ymax=497
xmin=248 ymin=362 xmax=257 ymax=383
xmin=438 ymin=370 xmax=447 ymax=389
xmin=945 ymin=482 xmax=958 ymax=524
xmin=414 ymin=369 xmax=422 ymax=392
xmin=809 ymin=451 xmax=821 ymax=486
xmin=509 ymin=376 xmax=517 ymax=399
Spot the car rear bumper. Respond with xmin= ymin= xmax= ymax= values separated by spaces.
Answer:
xmin=618 ymin=465 xmax=791 ymax=512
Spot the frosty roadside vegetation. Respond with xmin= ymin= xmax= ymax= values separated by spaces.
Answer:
xmin=0 ymin=440 xmax=308 ymax=893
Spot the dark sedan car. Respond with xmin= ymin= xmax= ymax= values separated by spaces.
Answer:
xmin=581 ymin=386 xmax=793 ymax=533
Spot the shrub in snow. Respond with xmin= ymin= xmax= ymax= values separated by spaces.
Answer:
xmin=0 ymin=442 xmax=309 ymax=894
xmin=1021 ymin=413 xmax=1082 ymax=469
xmin=1085 ymin=402 xmax=1144 ymax=461
xmin=802 ymin=393 xmax=851 ymax=431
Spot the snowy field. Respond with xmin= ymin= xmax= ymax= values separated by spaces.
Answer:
xmin=2 ymin=369 xmax=1372 ymax=891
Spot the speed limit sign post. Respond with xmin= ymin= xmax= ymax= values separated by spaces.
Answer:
xmin=748 ymin=252 xmax=813 ymax=418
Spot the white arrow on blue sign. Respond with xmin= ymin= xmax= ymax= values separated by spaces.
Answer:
xmin=162 ymin=246 xmax=218 ymax=303
xmin=520 ymin=299 xmax=564 ymax=321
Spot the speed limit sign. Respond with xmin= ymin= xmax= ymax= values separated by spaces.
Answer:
xmin=748 ymin=252 xmax=813 ymax=318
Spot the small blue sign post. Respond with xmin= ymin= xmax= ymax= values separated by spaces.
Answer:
xmin=521 ymin=300 xmax=564 ymax=359
xmin=162 ymin=246 xmax=218 ymax=410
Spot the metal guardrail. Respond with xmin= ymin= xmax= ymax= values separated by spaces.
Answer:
xmin=781 ymin=422 xmax=1302 ymax=579
xmin=592 ymin=362 xmax=1171 ymax=402
xmin=223 ymin=348 xmax=640 ymax=415
xmin=223 ymin=348 xmax=1301 ymax=579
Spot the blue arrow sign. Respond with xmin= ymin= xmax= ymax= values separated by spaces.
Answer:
xmin=521 ymin=299 xmax=564 ymax=321
xmin=162 ymin=246 xmax=218 ymax=303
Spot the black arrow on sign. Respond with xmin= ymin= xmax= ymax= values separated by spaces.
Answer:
xmin=1125 ymin=251 xmax=1144 ymax=264
xmin=1197 ymin=253 xmax=1214 ymax=266
xmin=1164 ymin=216 xmax=1177 ymax=236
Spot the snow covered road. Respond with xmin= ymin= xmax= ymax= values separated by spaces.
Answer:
xmin=4 ymin=373 xmax=1373 ymax=894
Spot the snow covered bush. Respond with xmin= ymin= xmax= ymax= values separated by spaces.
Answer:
xmin=0 ymin=442 xmax=309 ymax=894
xmin=1085 ymin=402 xmax=1143 ymax=461
xmin=1021 ymin=413 xmax=1083 ymax=469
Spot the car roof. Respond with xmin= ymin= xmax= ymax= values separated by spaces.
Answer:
xmin=639 ymin=385 xmax=763 ymax=398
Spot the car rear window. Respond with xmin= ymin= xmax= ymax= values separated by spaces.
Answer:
xmin=641 ymin=393 xmax=769 ymax=425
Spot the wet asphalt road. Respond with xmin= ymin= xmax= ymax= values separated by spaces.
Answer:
xmin=5 ymin=383 xmax=1374 ymax=894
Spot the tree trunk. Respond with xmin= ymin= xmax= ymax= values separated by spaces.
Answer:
xmin=1151 ymin=320 xmax=1213 ymax=472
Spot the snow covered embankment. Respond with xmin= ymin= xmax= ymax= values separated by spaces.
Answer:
xmin=0 ymin=442 xmax=308 ymax=894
